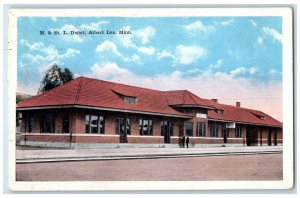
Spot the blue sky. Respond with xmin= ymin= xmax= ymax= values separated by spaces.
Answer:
xmin=17 ymin=16 xmax=283 ymax=120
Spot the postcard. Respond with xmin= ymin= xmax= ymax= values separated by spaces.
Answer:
xmin=8 ymin=7 xmax=293 ymax=191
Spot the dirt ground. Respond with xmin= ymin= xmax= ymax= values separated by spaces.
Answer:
xmin=16 ymin=153 xmax=282 ymax=181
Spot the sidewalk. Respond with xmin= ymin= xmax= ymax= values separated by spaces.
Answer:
xmin=16 ymin=145 xmax=283 ymax=164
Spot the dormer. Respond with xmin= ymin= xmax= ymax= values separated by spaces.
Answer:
xmin=123 ymin=96 xmax=138 ymax=104
xmin=214 ymin=109 xmax=224 ymax=115
xmin=111 ymin=89 xmax=138 ymax=104
xmin=251 ymin=111 xmax=268 ymax=120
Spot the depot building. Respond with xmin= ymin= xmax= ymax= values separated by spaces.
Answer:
xmin=17 ymin=77 xmax=282 ymax=148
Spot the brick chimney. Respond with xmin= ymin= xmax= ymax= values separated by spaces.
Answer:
xmin=236 ymin=102 xmax=241 ymax=107
xmin=211 ymin=99 xmax=218 ymax=103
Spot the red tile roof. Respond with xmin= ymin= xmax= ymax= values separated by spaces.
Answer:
xmin=17 ymin=77 xmax=189 ymax=117
xmin=205 ymin=99 xmax=282 ymax=127
xmin=17 ymin=77 xmax=282 ymax=127
xmin=164 ymin=90 xmax=214 ymax=108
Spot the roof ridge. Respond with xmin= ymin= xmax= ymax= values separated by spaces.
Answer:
xmin=164 ymin=90 xmax=188 ymax=92
xmin=185 ymin=90 xmax=198 ymax=105
xmin=182 ymin=90 xmax=187 ymax=104
xmin=162 ymin=91 xmax=171 ymax=105
xmin=74 ymin=77 xmax=83 ymax=103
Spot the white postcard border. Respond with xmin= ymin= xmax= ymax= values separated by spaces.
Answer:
xmin=7 ymin=7 xmax=294 ymax=191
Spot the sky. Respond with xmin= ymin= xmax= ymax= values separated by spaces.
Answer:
xmin=17 ymin=16 xmax=282 ymax=121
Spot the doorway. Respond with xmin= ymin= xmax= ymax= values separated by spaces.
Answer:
xmin=246 ymin=127 xmax=258 ymax=146
xmin=116 ymin=117 xmax=130 ymax=143
xmin=268 ymin=128 xmax=272 ymax=146
xmin=161 ymin=121 xmax=173 ymax=143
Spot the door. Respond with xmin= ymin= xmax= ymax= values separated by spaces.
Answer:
xmin=274 ymin=129 xmax=277 ymax=146
xmin=161 ymin=121 xmax=172 ymax=144
xmin=223 ymin=125 xmax=228 ymax=143
xmin=117 ymin=117 xmax=128 ymax=143
xmin=268 ymin=128 xmax=272 ymax=146
xmin=246 ymin=127 xmax=258 ymax=146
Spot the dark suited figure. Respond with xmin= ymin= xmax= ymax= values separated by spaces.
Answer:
xmin=186 ymin=136 xmax=190 ymax=149
xmin=182 ymin=134 xmax=185 ymax=148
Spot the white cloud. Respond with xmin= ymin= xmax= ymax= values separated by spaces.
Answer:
xmin=116 ymin=26 xmax=155 ymax=50
xmin=174 ymin=45 xmax=207 ymax=65
xmin=250 ymin=19 xmax=257 ymax=26
xmin=95 ymin=40 xmax=142 ymax=63
xmin=216 ymin=19 xmax=234 ymax=26
xmin=186 ymin=68 xmax=202 ymax=75
xmin=88 ymin=62 xmax=133 ymax=80
xmin=262 ymin=26 xmax=282 ymax=43
xmin=268 ymin=69 xmax=282 ymax=78
xmin=60 ymin=48 xmax=80 ymax=59
xmin=79 ymin=21 xmax=109 ymax=30
xmin=96 ymin=40 xmax=123 ymax=57
xmin=171 ymin=70 xmax=183 ymax=78
xmin=22 ymin=54 xmax=45 ymax=64
xmin=20 ymin=39 xmax=80 ymax=75
xmin=257 ymin=36 xmax=263 ymax=44
xmin=116 ymin=26 xmax=135 ymax=48
xmin=230 ymin=67 xmax=248 ymax=77
xmin=229 ymin=66 xmax=257 ymax=77
xmin=249 ymin=67 xmax=257 ymax=74
xmin=124 ymin=54 xmax=141 ymax=63
xmin=138 ymin=47 xmax=155 ymax=55
xmin=20 ymin=39 xmax=44 ymax=51
xmin=157 ymin=50 xmax=175 ymax=60
xmin=184 ymin=21 xmax=215 ymax=34
xmin=203 ymin=59 xmax=224 ymax=76
xmin=135 ymin=26 xmax=156 ymax=44
xmin=211 ymin=59 xmax=223 ymax=68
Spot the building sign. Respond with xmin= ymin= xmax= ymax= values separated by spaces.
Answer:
xmin=226 ymin=122 xmax=236 ymax=128
xmin=196 ymin=113 xmax=207 ymax=118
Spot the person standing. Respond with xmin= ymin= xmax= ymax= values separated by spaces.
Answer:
xmin=186 ymin=136 xmax=190 ymax=149
xmin=182 ymin=134 xmax=185 ymax=148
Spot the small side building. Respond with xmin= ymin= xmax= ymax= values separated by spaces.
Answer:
xmin=16 ymin=77 xmax=282 ymax=148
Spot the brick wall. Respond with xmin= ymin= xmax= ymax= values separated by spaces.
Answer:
xmin=18 ymin=108 xmax=282 ymax=146
xmin=131 ymin=116 xmax=140 ymax=135
xmin=72 ymin=135 xmax=119 ymax=143
xmin=127 ymin=136 xmax=164 ymax=144
xmin=55 ymin=113 xmax=63 ymax=133
xmin=24 ymin=134 xmax=71 ymax=142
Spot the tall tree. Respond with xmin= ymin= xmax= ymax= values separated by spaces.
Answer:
xmin=39 ymin=64 xmax=74 ymax=93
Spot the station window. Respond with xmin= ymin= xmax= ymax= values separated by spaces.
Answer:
xmin=62 ymin=113 xmax=69 ymax=133
xmin=116 ymin=117 xmax=131 ymax=135
xmin=124 ymin=96 xmax=137 ymax=104
xmin=28 ymin=115 xmax=35 ymax=133
xmin=139 ymin=119 xmax=153 ymax=136
xmin=161 ymin=121 xmax=173 ymax=136
xmin=211 ymin=123 xmax=219 ymax=137
xmin=40 ymin=114 xmax=55 ymax=133
xmin=185 ymin=122 xmax=193 ymax=136
xmin=197 ymin=122 xmax=206 ymax=137
xmin=235 ymin=126 xmax=243 ymax=138
xmin=85 ymin=114 xmax=105 ymax=134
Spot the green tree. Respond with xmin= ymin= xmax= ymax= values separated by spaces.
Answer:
xmin=39 ymin=64 xmax=74 ymax=93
